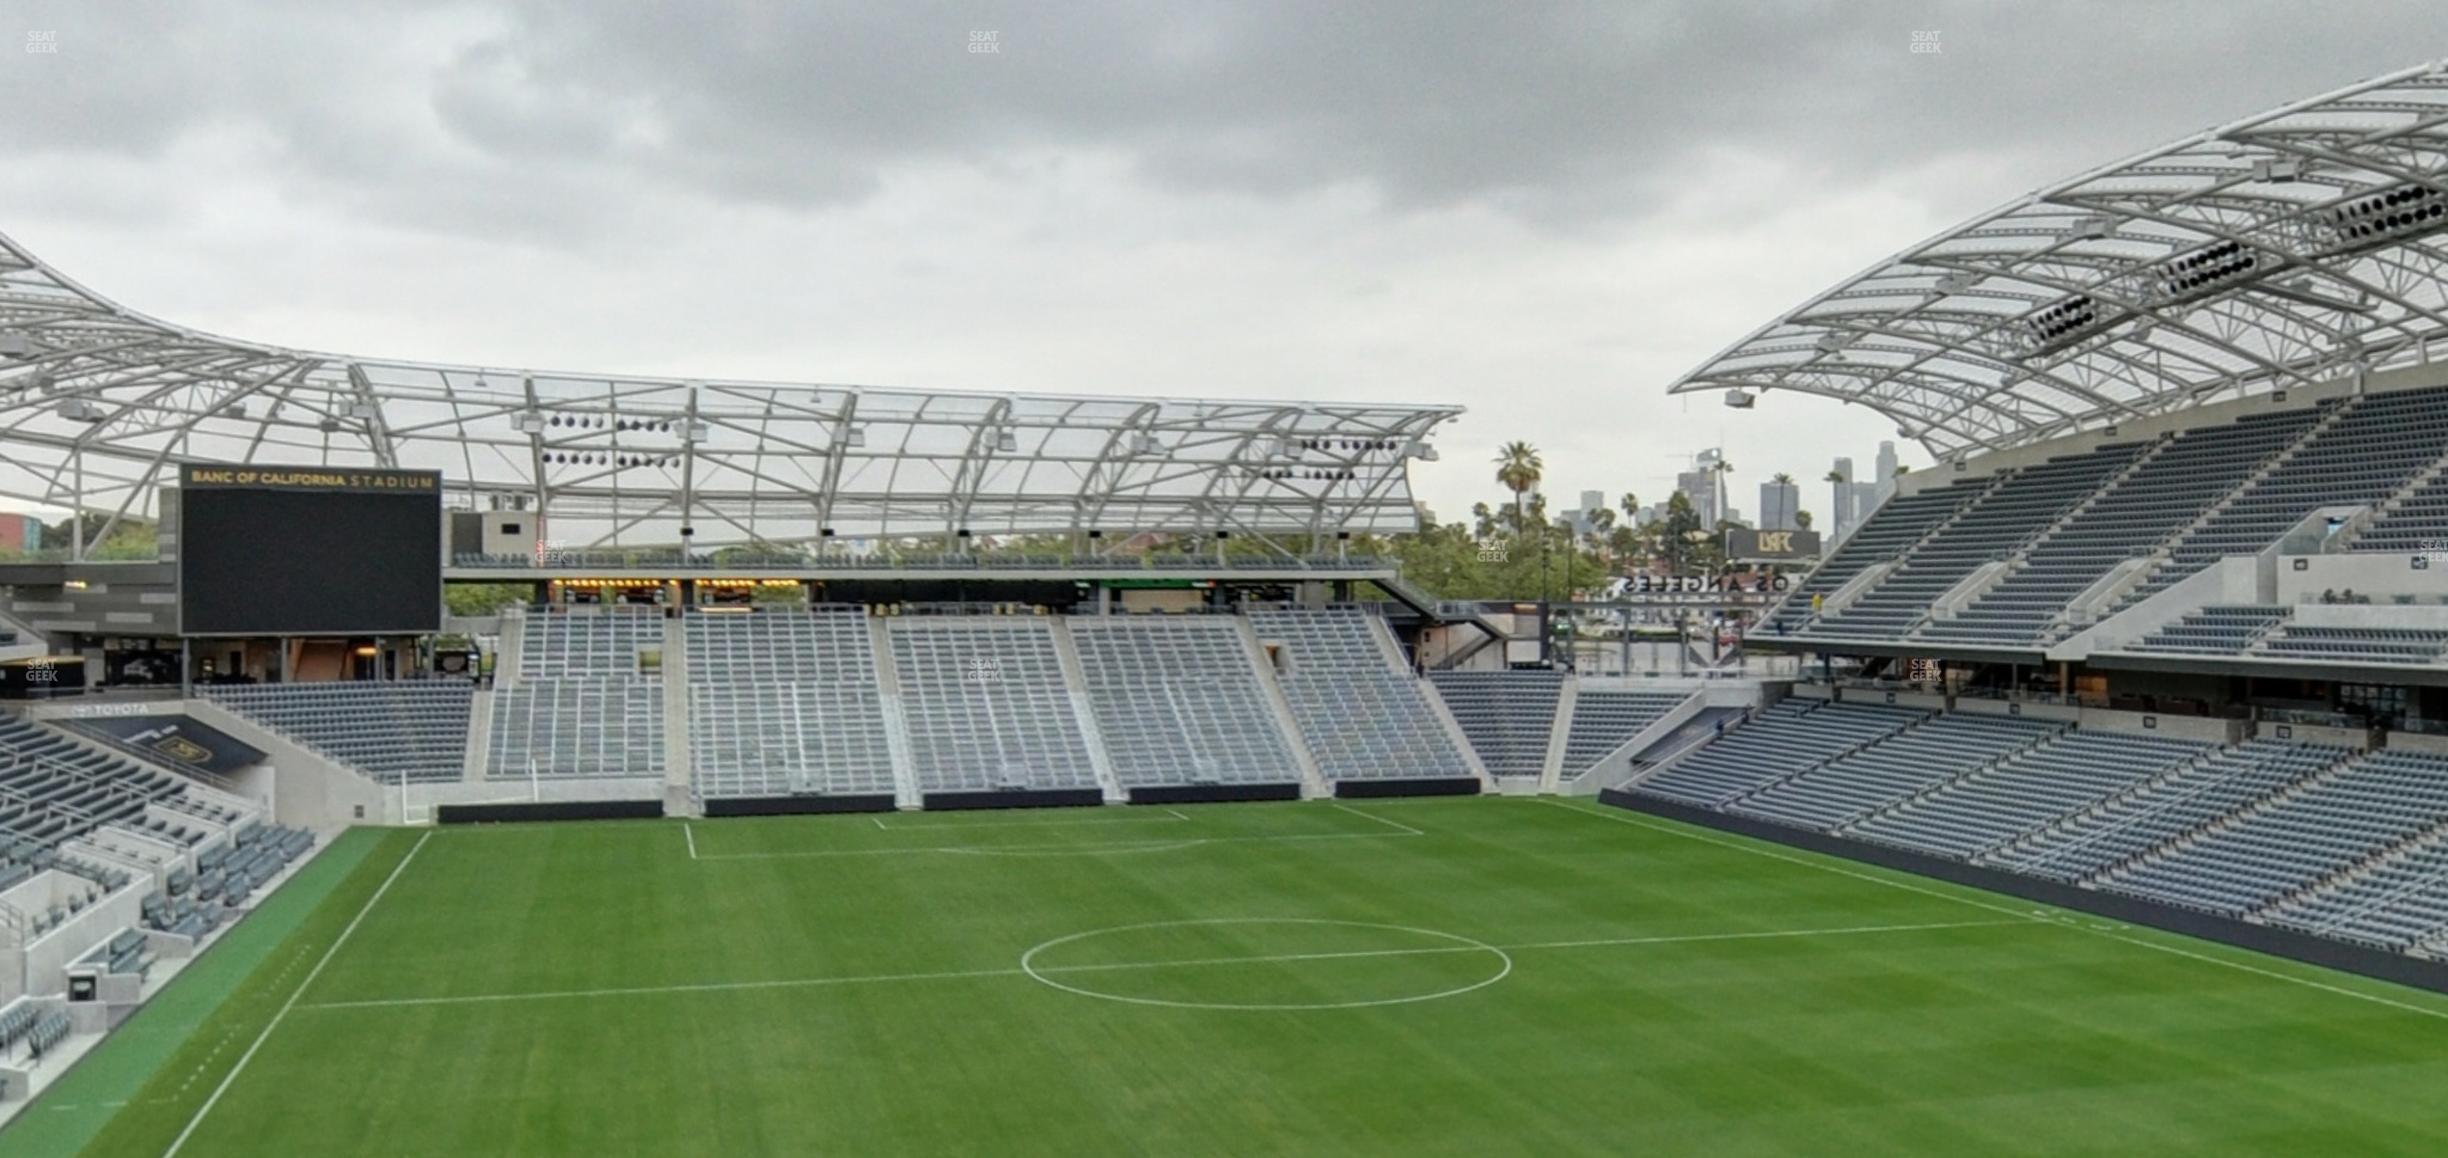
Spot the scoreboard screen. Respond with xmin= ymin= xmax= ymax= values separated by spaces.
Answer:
xmin=179 ymin=464 xmax=443 ymax=636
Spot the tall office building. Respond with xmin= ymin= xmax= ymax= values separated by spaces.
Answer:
xmin=1758 ymin=478 xmax=1800 ymax=531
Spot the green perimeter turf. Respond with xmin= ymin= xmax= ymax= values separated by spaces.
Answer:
xmin=32 ymin=798 xmax=2448 ymax=1157
xmin=0 ymin=827 xmax=387 ymax=1158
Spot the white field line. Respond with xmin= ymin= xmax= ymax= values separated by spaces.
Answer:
xmin=690 ymin=823 xmax=1422 ymax=860
xmin=683 ymin=822 xmax=698 ymax=860
xmin=1330 ymin=803 xmax=1426 ymax=836
xmin=873 ymin=812 xmax=1195 ymax=832
xmin=292 ymin=918 xmax=2024 ymax=1013
xmin=1531 ymin=799 xmax=2041 ymax=923
xmin=1535 ymin=798 xmax=2448 ymax=1024
xmin=162 ymin=831 xmax=434 ymax=1158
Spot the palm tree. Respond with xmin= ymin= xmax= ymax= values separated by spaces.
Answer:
xmin=1795 ymin=509 xmax=1814 ymax=530
xmin=1494 ymin=442 xmax=1543 ymax=535
xmin=1710 ymin=457 xmax=1735 ymax=527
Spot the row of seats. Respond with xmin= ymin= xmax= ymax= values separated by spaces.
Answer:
xmin=0 ymin=1005 xmax=71 ymax=1065
xmin=1763 ymin=486 xmax=1989 ymax=635
xmin=1559 ymin=690 xmax=1692 ymax=778
xmin=492 ymin=611 xmax=668 ymax=779
xmin=1246 ymin=609 xmax=1475 ymax=783
xmin=1647 ymin=710 xmax=2448 ymax=957
xmin=1769 ymin=383 xmax=2448 ymax=650
xmin=1845 ymin=729 xmax=2209 ymax=859
xmin=1427 ymin=670 xmax=1564 ymax=777
xmin=1636 ymin=700 xmax=1926 ymax=808
xmin=204 ymin=682 xmax=472 ymax=784
xmin=2255 ymin=625 xmax=2448 ymax=664
xmin=487 ymin=678 xmax=663 ymax=779
xmin=2115 ymin=386 xmax=2448 ymax=612
xmin=1925 ymin=410 xmax=2326 ymax=647
xmin=685 ymin=610 xmax=895 ymax=798
xmin=0 ymin=715 xmax=196 ymax=862
xmin=2100 ymin=748 xmax=2448 ymax=917
xmin=1071 ymin=616 xmax=1303 ymax=788
xmin=2125 ymin=605 xmax=2291 ymax=655
xmin=890 ymin=619 xmax=1099 ymax=793
xmin=1729 ymin=712 xmax=2065 ymax=831
xmin=2355 ymin=466 xmax=2448 ymax=551
xmin=1813 ymin=444 xmax=2145 ymax=642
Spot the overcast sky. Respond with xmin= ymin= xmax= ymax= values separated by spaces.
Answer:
xmin=4 ymin=2 xmax=2446 ymax=530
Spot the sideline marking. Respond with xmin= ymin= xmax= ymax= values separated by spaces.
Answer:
xmin=162 ymin=831 xmax=433 ymax=1158
xmin=872 ymin=812 xmax=1194 ymax=832
xmin=1330 ymin=803 xmax=1425 ymax=836
xmin=292 ymin=918 xmax=2020 ymax=1012
xmin=683 ymin=823 xmax=698 ymax=861
xmin=689 ymin=830 xmax=1420 ymax=861
xmin=1536 ymin=798 xmax=2448 ymax=1024
xmin=1531 ymin=799 xmax=2040 ymax=922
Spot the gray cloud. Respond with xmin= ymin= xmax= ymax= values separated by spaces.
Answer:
xmin=4 ymin=1 xmax=2445 ymax=523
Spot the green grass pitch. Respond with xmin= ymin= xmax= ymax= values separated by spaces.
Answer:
xmin=17 ymin=797 xmax=2448 ymax=1156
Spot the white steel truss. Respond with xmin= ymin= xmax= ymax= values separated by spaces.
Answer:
xmin=1671 ymin=58 xmax=2448 ymax=458
xmin=0 ymin=231 xmax=1460 ymax=553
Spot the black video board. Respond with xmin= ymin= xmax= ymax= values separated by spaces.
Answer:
xmin=179 ymin=465 xmax=443 ymax=635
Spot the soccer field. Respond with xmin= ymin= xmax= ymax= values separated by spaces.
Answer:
xmin=17 ymin=797 xmax=2448 ymax=1157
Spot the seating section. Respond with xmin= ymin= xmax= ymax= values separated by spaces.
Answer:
xmin=889 ymin=619 xmax=1099 ymax=793
xmin=1071 ymin=616 xmax=1303 ymax=787
xmin=2100 ymin=748 xmax=2448 ymax=917
xmin=1765 ymin=386 xmax=2448 ymax=650
xmin=516 ymin=611 xmax=665 ymax=679
xmin=1923 ymin=412 xmax=2324 ymax=648
xmin=1845 ymin=729 xmax=2207 ymax=859
xmin=2117 ymin=387 xmax=2448 ymax=611
xmin=1808 ymin=444 xmax=2144 ymax=642
xmin=1559 ymin=690 xmax=1691 ymax=778
xmin=2265 ymin=824 xmax=2448 ymax=951
xmin=2254 ymin=624 xmax=2448 ymax=665
xmin=685 ymin=610 xmax=894 ymax=798
xmin=2355 ymin=468 xmax=2448 ymax=553
xmin=488 ymin=679 xmax=662 ymax=779
xmin=1648 ymin=717 xmax=2448 ymax=958
xmin=204 ymin=682 xmax=472 ymax=784
xmin=490 ymin=611 xmax=665 ymax=779
xmin=1635 ymin=700 xmax=1925 ymax=807
xmin=1729 ymin=713 xmax=2064 ymax=831
xmin=0 ymin=716 xmax=192 ymax=853
xmin=1761 ymin=483 xmax=1989 ymax=634
xmin=2124 ymin=605 xmax=2291 ymax=656
xmin=1246 ymin=609 xmax=1476 ymax=782
xmin=1427 ymin=670 xmax=1564 ymax=778
xmin=1986 ymin=739 xmax=2345 ymax=882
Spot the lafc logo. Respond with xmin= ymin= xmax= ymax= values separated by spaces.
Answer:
xmin=1758 ymin=532 xmax=1795 ymax=553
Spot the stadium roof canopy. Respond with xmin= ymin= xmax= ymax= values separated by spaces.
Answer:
xmin=1671 ymin=59 xmax=2448 ymax=458
xmin=0 ymin=231 xmax=1459 ymax=552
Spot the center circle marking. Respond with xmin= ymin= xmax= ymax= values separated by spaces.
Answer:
xmin=1017 ymin=917 xmax=1513 ymax=1010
